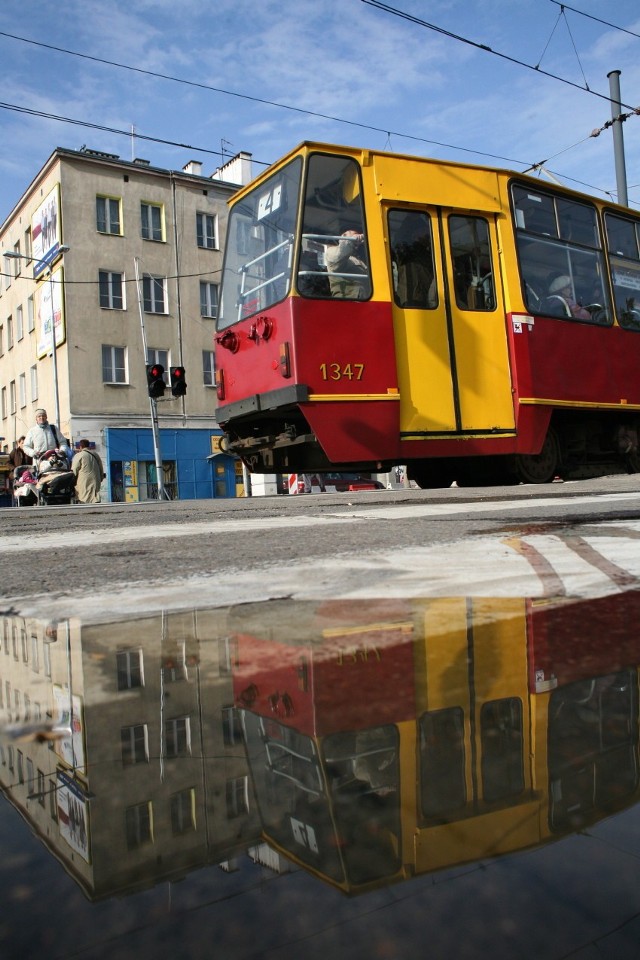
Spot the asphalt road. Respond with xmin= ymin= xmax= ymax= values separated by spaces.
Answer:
xmin=2 ymin=472 xmax=640 ymax=621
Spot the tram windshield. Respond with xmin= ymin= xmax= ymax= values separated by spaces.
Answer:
xmin=242 ymin=712 xmax=401 ymax=886
xmin=218 ymin=157 xmax=302 ymax=330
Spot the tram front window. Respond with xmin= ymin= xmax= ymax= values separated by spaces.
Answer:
xmin=218 ymin=157 xmax=302 ymax=330
xmin=297 ymin=154 xmax=371 ymax=301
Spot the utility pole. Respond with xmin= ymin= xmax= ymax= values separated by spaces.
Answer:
xmin=134 ymin=257 xmax=167 ymax=500
xmin=607 ymin=70 xmax=629 ymax=208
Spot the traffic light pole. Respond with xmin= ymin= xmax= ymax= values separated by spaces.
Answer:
xmin=134 ymin=257 xmax=167 ymax=501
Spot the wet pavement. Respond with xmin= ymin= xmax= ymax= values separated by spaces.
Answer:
xmin=2 ymin=591 xmax=640 ymax=959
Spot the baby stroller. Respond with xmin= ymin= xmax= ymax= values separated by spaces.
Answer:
xmin=35 ymin=450 xmax=76 ymax=506
xmin=13 ymin=451 xmax=75 ymax=506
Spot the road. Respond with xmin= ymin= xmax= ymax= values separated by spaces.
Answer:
xmin=3 ymin=472 xmax=640 ymax=622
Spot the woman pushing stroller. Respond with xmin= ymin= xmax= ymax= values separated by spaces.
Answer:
xmin=14 ymin=409 xmax=75 ymax=506
xmin=23 ymin=408 xmax=70 ymax=462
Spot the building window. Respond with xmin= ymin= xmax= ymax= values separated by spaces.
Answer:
xmin=24 ymin=227 xmax=32 ymax=261
xmin=102 ymin=345 xmax=127 ymax=384
xmin=165 ymin=716 xmax=191 ymax=758
xmin=9 ymin=381 xmax=16 ymax=415
xmin=121 ymin=724 xmax=149 ymax=765
xmin=26 ymin=757 xmax=34 ymax=794
xmin=13 ymin=242 xmax=21 ymax=277
xmin=226 ymin=776 xmax=249 ymax=818
xmin=43 ymin=640 xmax=51 ymax=678
xmin=30 ymin=633 xmax=39 ymax=672
xmin=49 ymin=779 xmax=57 ymax=820
xmin=142 ymin=275 xmax=167 ymax=314
xmin=27 ymin=296 xmax=35 ymax=332
xmin=19 ymin=374 xmax=26 ymax=409
xmin=0 ymin=325 xmax=4 ymax=356
xmin=117 ymin=650 xmax=144 ymax=690
xmin=200 ymin=281 xmax=218 ymax=318
xmin=170 ymin=788 xmax=196 ymax=835
xmin=196 ymin=212 xmax=217 ymax=249
xmin=125 ymin=801 xmax=153 ymax=849
xmin=17 ymin=750 xmax=24 ymax=784
xmin=16 ymin=305 xmax=24 ymax=341
xmin=202 ymin=351 xmax=215 ymax=387
xmin=37 ymin=770 xmax=46 ymax=807
xmin=99 ymin=270 xmax=124 ymax=309
xmin=1 ymin=387 xmax=7 ymax=420
xmin=30 ymin=365 xmax=38 ymax=402
xmin=222 ymin=706 xmax=243 ymax=746
xmin=96 ymin=195 xmax=121 ymax=235
xmin=141 ymin=202 xmax=163 ymax=242
xmin=7 ymin=316 xmax=13 ymax=350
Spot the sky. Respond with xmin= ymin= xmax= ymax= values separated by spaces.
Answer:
xmin=1 ymin=0 xmax=640 ymax=224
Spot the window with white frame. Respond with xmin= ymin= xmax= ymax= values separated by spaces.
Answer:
xmin=196 ymin=212 xmax=217 ymax=249
xmin=222 ymin=706 xmax=243 ymax=746
xmin=27 ymin=296 xmax=34 ymax=332
xmin=0 ymin=325 xmax=4 ymax=356
xmin=121 ymin=724 xmax=149 ymax=765
xmin=141 ymin=202 xmax=163 ymax=242
xmin=170 ymin=788 xmax=196 ymax=834
xmin=102 ymin=344 xmax=127 ymax=384
xmin=117 ymin=650 xmax=144 ymax=690
xmin=125 ymin=801 xmax=153 ymax=849
xmin=200 ymin=281 xmax=218 ymax=317
xmin=18 ymin=373 xmax=26 ymax=408
xmin=30 ymin=365 xmax=38 ymax=402
xmin=226 ymin=776 xmax=249 ymax=818
xmin=142 ymin=275 xmax=167 ymax=314
xmin=96 ymin=195 xmax=122 ymax=235
xmin=3 ymin=256 xmax=11 ymax=289
xmin=1 ymin=387 xmax=6 ymax=420
xmin=164 ymin=716 xmax=191 ymax=758
xmin=202 ymin=350 xmax=215 ymax=386
xmin=9 ymin=381 xmax=16 ymax=415
xmin=24 ymin=227 xmax=32 ymax=262
xmin=99 ymin=270 xmax=124 ymax=309
xmin=7 ymin=316 xmax=13 ymax=350
xmin=13 ymin=242 xmax=20 ymax=277
xmin=16 ymin=305 xmax=23 ymax=341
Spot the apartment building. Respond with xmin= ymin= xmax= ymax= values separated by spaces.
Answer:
xmin=0 ymin=146 xmax=253 ymax=501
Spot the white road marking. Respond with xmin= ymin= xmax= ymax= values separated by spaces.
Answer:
xmin=2 ymin=491 xmax=639 ymax=554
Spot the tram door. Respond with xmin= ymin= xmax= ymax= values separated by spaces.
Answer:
xmin=386 ymin=207 xmax=515 ymax=436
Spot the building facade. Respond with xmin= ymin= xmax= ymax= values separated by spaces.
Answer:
xmin=0 ymin=146 xmax=253 ymax=501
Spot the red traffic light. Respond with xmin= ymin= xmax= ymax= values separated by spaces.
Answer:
xmin=146 ymin=363 xmax=166 ymax=398
xmin=170 ymin=366 xmax=187 ymax=397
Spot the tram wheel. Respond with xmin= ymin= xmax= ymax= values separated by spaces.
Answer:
xmin=513 ymin=428 xmax=561 ymax=484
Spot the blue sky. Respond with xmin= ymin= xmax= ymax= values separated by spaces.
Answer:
xmin=1 ymin=0 xmax=640 ymax=223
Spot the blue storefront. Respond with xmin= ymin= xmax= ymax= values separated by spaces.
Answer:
xmin=103 ymin=428 xmax=240 ymax=502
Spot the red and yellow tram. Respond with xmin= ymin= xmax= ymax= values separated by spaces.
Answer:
xmin=214 ymin=142 xmax=640 ymax=486
xmin=230 ymin=594 xmax=640 ymax=894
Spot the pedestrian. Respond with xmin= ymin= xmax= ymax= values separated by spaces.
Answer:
xmin=72 ymin=439 xmax=104 ymax=503
xmin=23 ymin=409 xmax=70 ymax=462
xmin=8 ymin=436 xmax=32 ymax=470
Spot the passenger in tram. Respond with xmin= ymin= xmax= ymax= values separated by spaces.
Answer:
xmin=543 ymin=274 xmax=591 ymax=320
xmin=325 ymin=229 xmax=369 ymax=298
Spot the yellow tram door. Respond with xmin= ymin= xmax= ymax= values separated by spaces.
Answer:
xmin=440 ymin=209 xmax=515 ymax=432
xmin=385 ymin=206 xmax=515 ymax=436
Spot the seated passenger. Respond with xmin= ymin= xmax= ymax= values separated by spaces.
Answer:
xmin=544 ymin=275 xmax=591 ymax=320
xmin=325 ymin=230 xmax=369 ymax=299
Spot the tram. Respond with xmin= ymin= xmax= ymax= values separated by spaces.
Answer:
xmin=214 ymin=142 xmax=640 ymax=486
xmin=230 ymin=594 xmax=640 ymax=894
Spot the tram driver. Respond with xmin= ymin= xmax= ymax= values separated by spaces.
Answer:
xmin=325 ymin=229 xmax=369 ymax=299
xmin=544 ymin=274 xmax=591 ymax=320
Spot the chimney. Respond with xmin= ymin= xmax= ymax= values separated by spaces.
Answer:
xmin=183 ymin=160 xmax=203 ymax=177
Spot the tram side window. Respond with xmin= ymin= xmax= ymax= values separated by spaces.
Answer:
xmin=388 ymin=210 xmax=437 ymax=308
xmin=513 ymin=184 xmax=611 ymax=326
xmin=605 ymin=212 xmax=640 ymax=330
xmin=480 ymin=698 xmax=524 ymax=802
xmin=448 ymin=216 xmax=495 ymax=311
xmin=298 ymin=154 xmax=371 ymax=301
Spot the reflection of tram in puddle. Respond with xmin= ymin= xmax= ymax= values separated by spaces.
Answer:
xmin=231 ymin=593 xmax=640 ymax=894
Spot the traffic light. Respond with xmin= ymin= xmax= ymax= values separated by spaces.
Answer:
xmin=170 ymin=366 xmax=187 ymax=397
xmin=146 ymin=363 xmax=166 ymax=398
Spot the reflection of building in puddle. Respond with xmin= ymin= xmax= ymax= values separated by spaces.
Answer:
xmin=229 ymin=594 xmax=640 ymax=894
xmin=1 ymin=593 xmax=640 ymax=900
xmin=0 ymin=609 xmax=263 ymax=900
